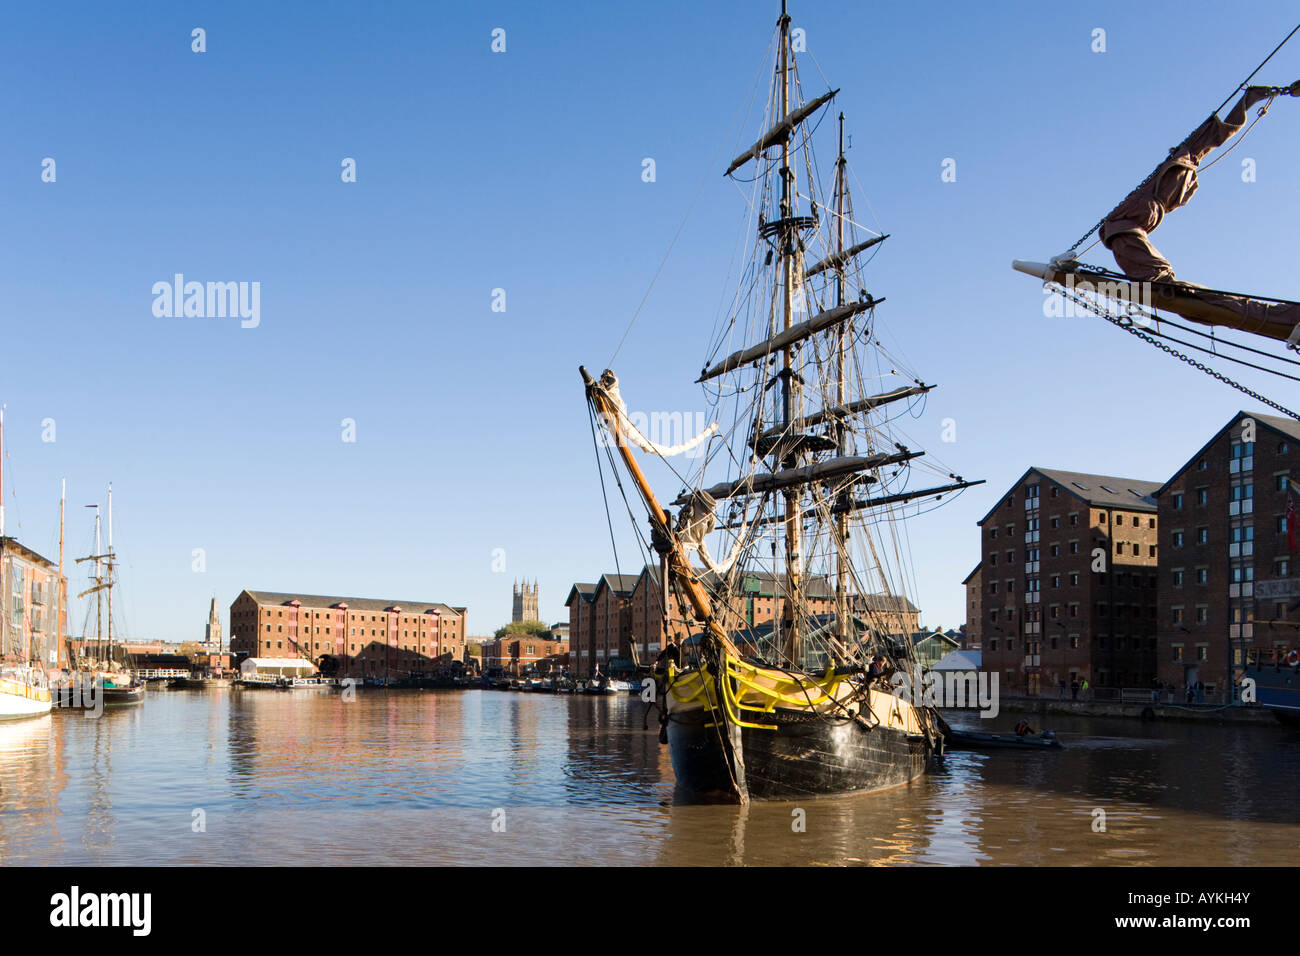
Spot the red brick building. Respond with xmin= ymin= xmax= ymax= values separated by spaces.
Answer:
xmin=1 ymin=537 xmax=67 ymax=668
xmin=1154 ymin=412 xmax=1300 ymax=699
xmin=977 ymin=468 xmax=1163 ymax=696
xmin=229 ymin=590 xmax=467 ymax=678
xmin=963 ymin=562 xmax=983 ymax=650
xmin=567 ymin=563 xmax=912 ymax=678
xmin=480 ymin=635 xmax=569 ymax=676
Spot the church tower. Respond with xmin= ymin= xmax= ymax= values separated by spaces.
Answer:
xmin=205 ymin=597 xmax=223 ymax=649
xmin=512 ymin=580 xmax=539 ymax=623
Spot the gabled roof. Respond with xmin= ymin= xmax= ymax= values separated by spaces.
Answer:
xmin=961 ymin=561 xmax=982 ymax=585
xmin=977 ymin=467 xmax=1161 ymax=525
xmin=238 ymin=590 xmax=462 ymax=617
xmin=1154 ymin=410 xmax=1300 ymax=496
xmin=565 ymin=583 xmax=597 ymax=607
xmin=593 ymin=574 xmax=639 ymax=599
xmin=853 ymin=592 xmax=921 ymax=614
xmin=915 ymin=631 xmax=960 ymax=650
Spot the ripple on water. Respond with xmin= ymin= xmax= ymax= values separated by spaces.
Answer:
xmin=1 ymin=690 xmax=1298 ymax=864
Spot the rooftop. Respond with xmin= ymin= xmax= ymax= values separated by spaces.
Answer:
xmin=238 ymin=590 xmax=465 ymax=616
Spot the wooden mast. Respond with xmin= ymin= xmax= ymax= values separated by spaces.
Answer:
xmin=833 ymin=112 xmax=850 ymax=647
xmin=777 ymin=0 xmax=804 ymax=667
xmin=580 ymin=368 xmax=738 ymax=657
xmin=106 ymin=484 xmax=114 ymax=662
xmin=92 ymin=505 xmax=102 ymax=664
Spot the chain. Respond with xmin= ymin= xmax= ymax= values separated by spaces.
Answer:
xmin=1054 ymin=285 xmax=1300 ymax=420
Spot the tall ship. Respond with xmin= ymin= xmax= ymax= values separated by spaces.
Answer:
xmin=67 ymin=485 xmax=145 ymax=706
xmin=580 ymin=4 xmax=980 ymax=802
xmin=0 ymin=405 xmax=55 ymax=721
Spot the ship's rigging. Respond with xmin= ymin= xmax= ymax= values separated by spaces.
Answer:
xmin=1015 ymin=21 xmax=1300 ymax=417
xmin=585 ymin=4 xmax=980 ymax=676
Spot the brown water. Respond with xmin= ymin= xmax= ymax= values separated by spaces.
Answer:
xmin=1 ymin=687 xmax=1298 ymax=865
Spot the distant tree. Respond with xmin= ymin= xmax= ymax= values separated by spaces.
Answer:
xmin=493 ymin=620 xmax=551 ymax=638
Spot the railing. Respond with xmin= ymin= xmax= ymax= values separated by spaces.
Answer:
xmin=1090 ymin=685 xmax=1227 ymax=705
xmin=137 ymin=668 xmax=190 ymax=679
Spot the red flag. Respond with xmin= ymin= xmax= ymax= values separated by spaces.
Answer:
xmin=1289 ymin=496 xmax=1297 ymax=554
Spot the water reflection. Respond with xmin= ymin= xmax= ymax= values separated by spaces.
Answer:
xmin=0 ymin=688 xmax=1296 ymax=865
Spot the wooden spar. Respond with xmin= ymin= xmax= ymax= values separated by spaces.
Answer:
xmin=580 ymin=367 xmax=740 ymax=659
xmin=804 ymin=234 xmax=888 ymax=278
xmin=674 ymin=451 xmax=923 ymax=505
xmin=717 ymin=478 xmax=987 ymax=530
xmin=696 ymin=299 xmax=878 ymax=382
xmin=1013 ymin=259 xmax=1300 ymax=344
xmin=754 ymin=384 xmax=932 ymax=441
xmin=723 ymin=89 xmax=838 ymax=176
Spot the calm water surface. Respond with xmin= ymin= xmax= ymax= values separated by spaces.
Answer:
xmin=2 ymin=687 xmax=1298 ymax=865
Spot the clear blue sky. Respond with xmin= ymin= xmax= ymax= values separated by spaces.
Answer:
xmin=3 ymin=0 xmax=1299 ymax=640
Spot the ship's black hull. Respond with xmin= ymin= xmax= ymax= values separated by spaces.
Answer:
xmin=52 ymin=682 xmax=145 ymax=707
xmin=667 ymin=706 xmax=931 ymax=802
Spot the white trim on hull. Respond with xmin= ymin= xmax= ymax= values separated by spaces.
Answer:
xmin=0 ymin=689 xmax=53 ymax=720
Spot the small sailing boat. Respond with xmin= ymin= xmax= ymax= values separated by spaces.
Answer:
xmin=67 ymin=485 xmax=144 ymax=707
xmin=0 ymin=405 xmax=54 ymax=721
xmin=581 ymin=4 xmax=980 ymax=802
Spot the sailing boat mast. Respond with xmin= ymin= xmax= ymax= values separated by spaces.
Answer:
xmin=777 ymin=1 xmax=804 ymax=666
xmin=833 ymin=113 xmax=850 ymax=646
xmin=85 ymin=504 xmax=102 ymax=664
xmin=106 ymin=484 xmax=114 ymax=658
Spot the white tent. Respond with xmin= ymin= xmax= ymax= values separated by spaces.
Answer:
xmin=931 ymin=649 xmax=982 ymax=671
xmin=240 ymin=657 xmax=317 ymax=678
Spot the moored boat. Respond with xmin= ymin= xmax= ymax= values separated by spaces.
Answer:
xmin=0 ymin=665 xmax=52 ymax=721
xmin=64 ymin=485 xmax=145 ymax=708
xmin=946 ymin=730 xmax=1064 ymax=751
xmin=579 ymin=3 xmax=980 ymax=803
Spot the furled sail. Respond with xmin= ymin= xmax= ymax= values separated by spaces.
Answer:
xmin=803 ymin=235 xmax=888 ymax=278
xmin=755 ymin=384 xmax=933 ymax=442
xmin=674 ymin=449 xmax=921 ymax=505
xmin=697 ymin=297 xmax=878 ymax=382
xmin=723 ymin=89 xmax=838 ymax=176
xmin=596 ymin=369 xmax=718 ymax=456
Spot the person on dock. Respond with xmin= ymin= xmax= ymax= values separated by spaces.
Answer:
xmin=1081 ymin=677 xmax=1090 ymax=699
xmin=1070 ymin=677 xmax=1080 ymax=701
xmin=1058 ymin=679 xmax=1066 ymax=701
